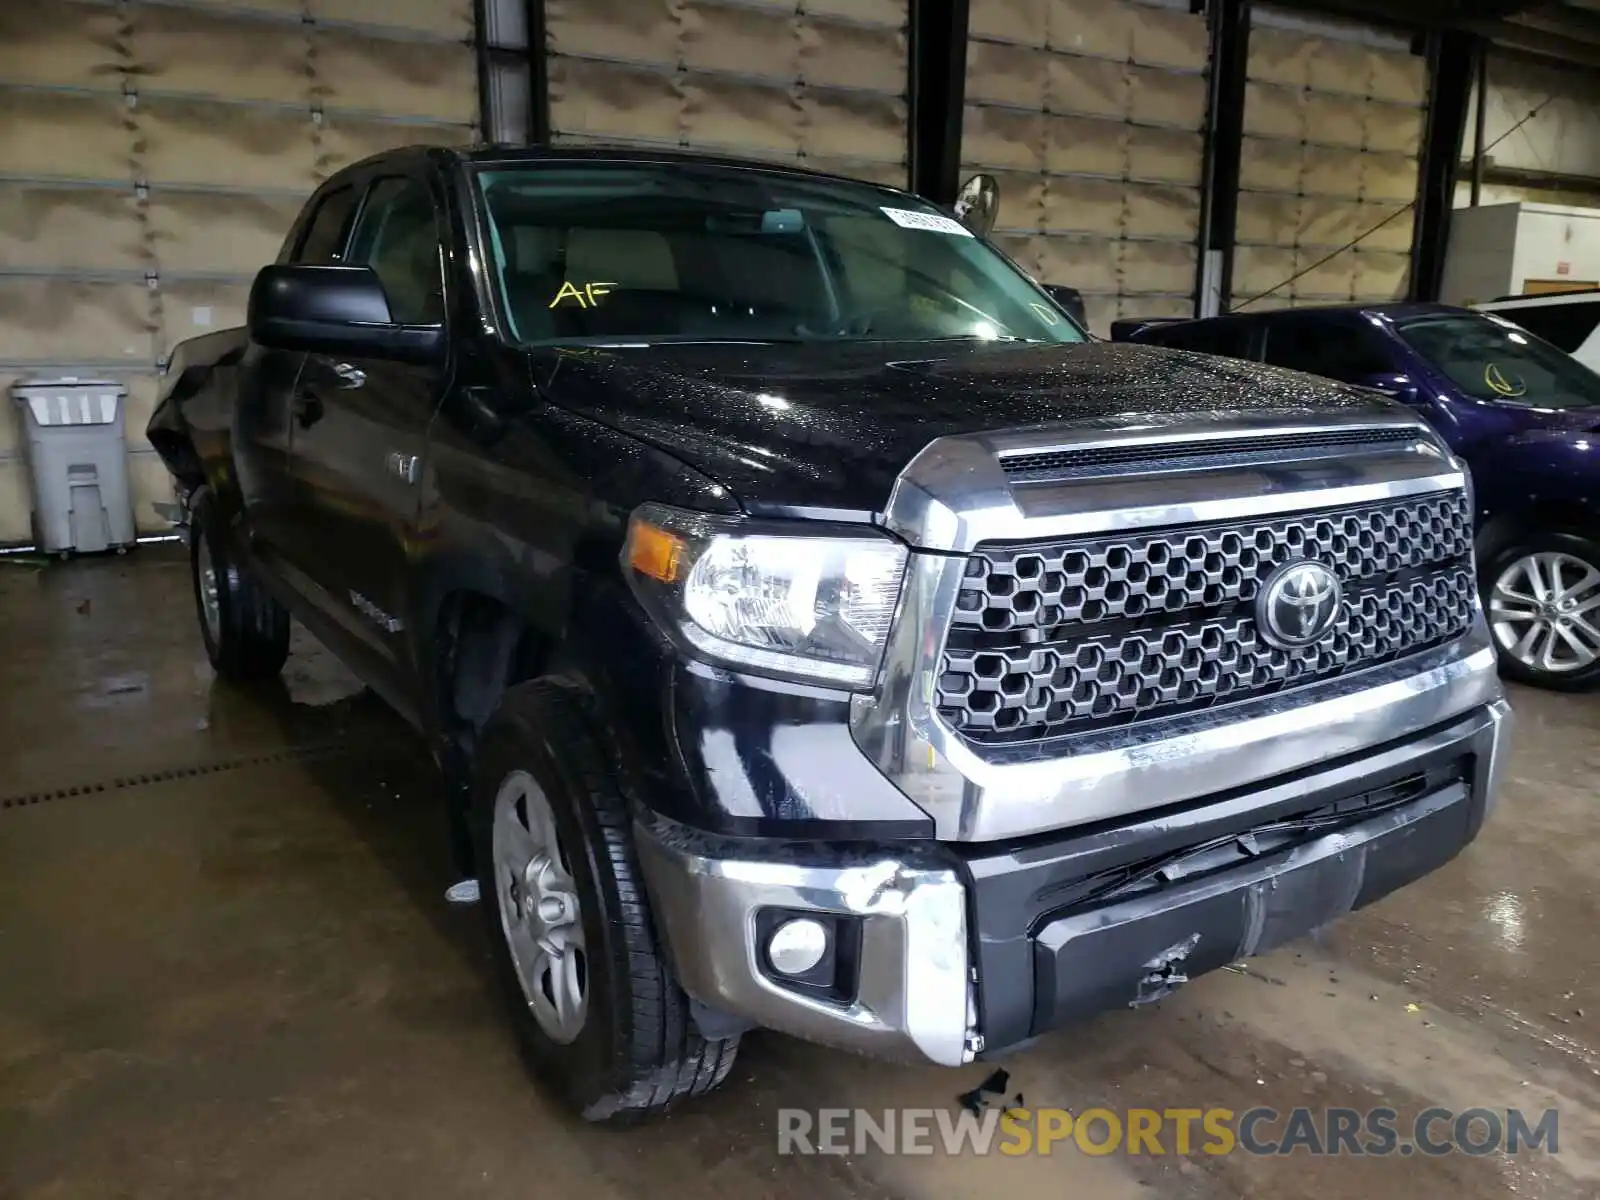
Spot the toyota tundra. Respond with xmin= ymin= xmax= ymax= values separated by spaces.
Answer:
xmin=147 ymin=144 xmax=1511 ymax=1123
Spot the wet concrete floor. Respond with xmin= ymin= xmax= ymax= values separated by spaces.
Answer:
xmin=2 ymin=547 xmax=1598 ymax=1199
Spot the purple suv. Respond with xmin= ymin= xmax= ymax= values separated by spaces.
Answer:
xmin=1116 ymin=303 xmax=1600 ymax=691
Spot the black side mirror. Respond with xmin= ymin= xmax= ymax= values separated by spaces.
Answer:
xmin=1109 ymin=316 xmax=1181 ymax=342
xmin=1355 ymin=371 xmax=1420 ymax=404
xmin=1042 ymin=283 xmax=1088 ymax=330
xmin=248 ymin=264 xmax=443 ymax=365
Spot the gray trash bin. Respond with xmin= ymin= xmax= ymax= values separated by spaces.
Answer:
xmin=10 ymin=376 xmax=135 ymax=555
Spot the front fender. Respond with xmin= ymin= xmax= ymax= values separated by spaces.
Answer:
xmin=1468 ymin=431 xmax=1600 ymax=540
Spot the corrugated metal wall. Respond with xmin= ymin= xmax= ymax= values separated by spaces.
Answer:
xmin=543 ymin=0 xmax=910 ymax=187
xmin=1233 ymin=7 xmax=1425 ymax=310
xmin=1458 ymin=54 xmax=1600 ymax=208
xmin=0 ymin=0 xmax=477 ymax=546
xmin=959 ymin=0 xmax=1210 ymax=336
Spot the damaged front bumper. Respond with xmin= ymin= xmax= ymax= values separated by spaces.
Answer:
xmin=634 ymin=818 xmax=977 ymax=1065
xmin=636 ymin=698 xmax=1511 ymax=1064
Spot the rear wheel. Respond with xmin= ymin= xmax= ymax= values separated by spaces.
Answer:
xmin=1482 ymin=532 xmax=1600 ymax=690
xmin=472 ymin=679 xmax=739 ymax=1123
xmin=189 ymin=489 xmax=289 ymax=681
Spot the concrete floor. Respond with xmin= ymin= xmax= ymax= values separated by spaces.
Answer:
xmin=3 ymin=547 xmax=1599 ymax=1200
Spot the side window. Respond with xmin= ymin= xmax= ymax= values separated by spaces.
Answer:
xmin=291 ymin=184 xmax=358 ymax=263
xmin=346 ymin=176 xmax=445 ymax=325
xmin=1263 ymin=318 xmax=1392 ymax=383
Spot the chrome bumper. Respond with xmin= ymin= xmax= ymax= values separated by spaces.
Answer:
xmin=633 ymin=817 xmax=975 ymax=1066
xmin=637 ymin=697 xmax=1512 ymax=1066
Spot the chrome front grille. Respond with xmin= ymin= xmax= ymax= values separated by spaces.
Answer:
xmin=936 ymin=490 xmax=1476 ymax=745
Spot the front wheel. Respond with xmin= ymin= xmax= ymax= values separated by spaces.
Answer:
xmin=471 ymin=679 xmax=738 ymax=1123
xmin=1482 ymin=532 xmax=1600 ymax=690
xmin=189 ymin=489 xmax=289 ymax=681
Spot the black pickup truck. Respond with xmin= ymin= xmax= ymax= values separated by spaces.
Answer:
xmin=149 ymin=144 xmax=1511 ymax=1123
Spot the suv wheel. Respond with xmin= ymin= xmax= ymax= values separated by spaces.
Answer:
xmin=1483 ymin=532 xmax=1600 ymax=690
xmin=190 ymin=488 xmax=290 ymax=681
xmin=471 ymin=679 xmax=738 ymax=1123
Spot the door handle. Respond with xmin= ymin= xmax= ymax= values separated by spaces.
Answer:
xmin=292 ymin=391 xmax=323 ymax=429
xmin=330 ymin=362 xmax=366 ymax=389
xmin=387 ymin=451 xmax=421 ymax=485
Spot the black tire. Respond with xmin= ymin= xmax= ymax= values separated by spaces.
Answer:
xmin=1480 ymin=530 xmax=1600 ymax=691
xmin=471 ymin=679 xmax=738 ymax=1123
xmin=189 ymin=488 xmax=290 ymax=682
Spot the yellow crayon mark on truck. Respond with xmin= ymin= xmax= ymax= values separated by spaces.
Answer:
xmin=550 ymin=281 xmax=617 ymax=309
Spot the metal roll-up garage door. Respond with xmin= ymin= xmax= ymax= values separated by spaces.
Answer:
xmin=0 ymin=0 xmax=477 ymax=546
xmin=544 ymin=0 xmax=910 ymax=187
xmin=960 ymin=0 xmax=1209 ymax=335
xmin=1233 ymin=8 xmax=1425 ymax=311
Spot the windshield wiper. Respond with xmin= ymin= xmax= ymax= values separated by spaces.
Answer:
xmin=554 ymin=336 xmax=813 ymax=348
xmin=905 ymin=334 xmax=1047 ymax=345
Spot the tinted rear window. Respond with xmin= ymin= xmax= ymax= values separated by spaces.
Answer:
xmin=1142 ymin=319 xmax=1255 ymax=360
xmin=1262 ymin=317 xmax=1393 ymax=384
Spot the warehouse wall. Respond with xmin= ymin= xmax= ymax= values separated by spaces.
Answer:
xmin=1456 ymin=55 xmax=1600 ymax=208
xmin=544 ymin=0 xmax=910 ymax=186
xmin=0 ymin=0 xmax=477 ymax=546
xmin=959 ymin=0 xmax=1209 ymax=336
xmin=1232 ymin=6 xmax=1425 ymax=311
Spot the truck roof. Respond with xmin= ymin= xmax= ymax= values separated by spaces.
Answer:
xmin=402 ymin=141 xmax=915 ymax=192
xmin=1229 ymin=301 xmax=1471 ymax=321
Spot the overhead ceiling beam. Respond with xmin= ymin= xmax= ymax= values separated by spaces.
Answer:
xmin=1458 ymin=158 xmax=1600 ymax=196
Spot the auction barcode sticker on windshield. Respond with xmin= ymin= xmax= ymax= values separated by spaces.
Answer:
xmin=881 ymin=207 xmax=974 ymax=237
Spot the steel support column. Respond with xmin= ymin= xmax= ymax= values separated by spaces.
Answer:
xmin=525 ymin=0 xmax=549 ymax=144
xmin=1410 ymin=30 xmax=1481 ymax=303
xmin=908 ymin=0 xmax=972 ymax=205
xmin=475 ymin=0 xmax=548 ymax=144
xmin=473 ymin=0 xmax=493 ymax=140
xmin=1195 ymin=0 xmax=1251 ymax=317
xmin=1470 ymin=48 xmax=1488 ymax=206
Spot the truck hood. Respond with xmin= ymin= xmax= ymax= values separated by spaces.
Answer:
xmin=1501 ymin=407 xmax=1600 ymax=435
xmin=535 ymin=340 xmax=1398 ymax=519
xmin=1449 ymin=402 xmax=1600 ymax=461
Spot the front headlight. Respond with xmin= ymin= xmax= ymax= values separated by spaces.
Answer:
xmin=621 ymin=503 xmax=909 ymax=688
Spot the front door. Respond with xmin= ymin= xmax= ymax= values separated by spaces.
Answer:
xmin=288 ymin=172 xmax=448 ymax=697
xmin=237 ymin=181 xmax=362 ymax=570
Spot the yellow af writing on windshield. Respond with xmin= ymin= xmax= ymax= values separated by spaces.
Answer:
xmin=549 ymin=280 xmax=616 ymax=309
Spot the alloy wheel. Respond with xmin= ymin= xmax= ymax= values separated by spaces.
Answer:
xmin=196 ymin=537 xmax=222 ymax=644
xmin=491 ymin=769 xmax=588 ymax=1043
xmin=1489 ymin=550 xmax=1600 ymax=674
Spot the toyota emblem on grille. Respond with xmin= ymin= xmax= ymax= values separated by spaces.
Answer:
xmin=1257 ymin=559 xmax=1342 ymax=649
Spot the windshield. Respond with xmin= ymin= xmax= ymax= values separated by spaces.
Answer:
xmin=1394 ymin=311 xmax=1600 ymax=410
xmin=474 ymin=163 xmax=1084 ymax=347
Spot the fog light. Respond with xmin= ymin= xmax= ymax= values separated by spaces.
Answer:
xmin=767 ymin=917 xmax=829 ymax=976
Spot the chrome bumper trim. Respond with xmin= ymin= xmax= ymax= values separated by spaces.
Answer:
xmin=633 ymin=819 xmax=974 ymax=1066
xmin=1479 ymin=695 xmax=1514 ymax=818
